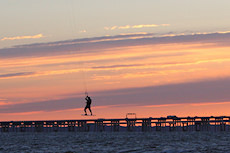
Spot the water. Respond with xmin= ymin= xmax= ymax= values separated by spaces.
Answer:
xmin=0 ymin=132 xmax=229 ymax=153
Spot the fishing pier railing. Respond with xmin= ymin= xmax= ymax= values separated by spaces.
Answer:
xmin=1 ymin=116 xmax=230 ymax=132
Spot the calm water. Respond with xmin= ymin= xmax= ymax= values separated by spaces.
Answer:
xmin=0 ymin=132 xmax=229 ymax=153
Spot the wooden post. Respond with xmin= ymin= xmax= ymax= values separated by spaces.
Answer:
xmin=68 ymin=121 xmax=76 ymax=132
xmin=1 ymin=123 xmax=10 ymax=132
xmin=156 ymin=122 xmax=161 ymax=131
xmin=201 ymin=117 xmax=209 ymax=131
xmin=53 ymin=122 xmax=59 ymax=132
xmin=127 ymin=119 xmax=136 ymax=132
xmin=182 ymin=122 xmax=188 ymax=131
xmin=20 ymin=122 xmax=26 ymax=132
xmin=94 ymin=120 xmax=104 ymax=132
xmin=195 ymin=121 xmax=201 ymax=131
xmin=35 ymin=122 xmax=43 ymax=132
xmin=173 ymin=118 xmax=181 ymax=131
xmin=142 ymin=119 xmax=151 ymax=132
xmin=78 ymin=121 xmax=87 ymax=132
xmin=169 ymin=122 xmax=175 ymax=131
xmin=111 ymin=120 xmax=119 ymax=132
xmin=215 ymin=117 xmax=224 ymax=131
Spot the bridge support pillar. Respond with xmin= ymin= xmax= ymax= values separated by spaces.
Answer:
xmin=68 ymin=121 xmax=76 ymax=132
xmin=127 ymin=119 xmax=136 ymax=132
xmin=78 ymin=121 xmax=88 ymax=132
xmin=142 ymin=119 xmax=151 ymax=132
xmin=94 ymin=120 xmax=104 ymax=132
xmin=111 ymin=120 xmax=119 ymax=132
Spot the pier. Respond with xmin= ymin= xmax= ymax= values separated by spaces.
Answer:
xmin=1 ymin=115 xmax=230 ymax=132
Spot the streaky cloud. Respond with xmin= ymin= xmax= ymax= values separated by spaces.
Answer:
xmin=1 ymin=31 xmax=230 ymax=58
xmin=1 ymin=34 xmax=44 ymax=41
xmin=0 ymin=69 xmax=82 ymax=79
xmin=0 ymin=72 xmax=35 ymax=79
xmin=105 ymin=24 xmax=170 ymax=30
xmin=1 ymin=77 xmax=230 ymax=113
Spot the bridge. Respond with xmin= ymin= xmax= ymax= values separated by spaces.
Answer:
xmin=0 ymin=115 xmax=229 ymax=132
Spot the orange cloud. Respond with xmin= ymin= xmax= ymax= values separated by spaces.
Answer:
xmin=1 ymin=34 xmax=44 ymax=41
xmin=6 ymin=111 xmax=44 ymax=116
xmin=143 ymin=101 xmax=230 ymax=108
xmin=189 ymin=101 xmax=230 ymax=106
xmin=119 ymin=25 xmax=131 ymax=29
xmin=104 ymin=24 xmax=170 ymax=30
xmin=132 ymin=24 xmax=170 ymax=28
xmin=2 ymin=43 xmax=230 ymax=83
xmin=142 ymin=103 xmax=182 ymax=108
xmin=0 ymin=101 xmax=11 ymax=106
xmin=79 ymin=30 xmax=87 ymax=33
xmin=91 ymin=68 xmax=205 ymax=81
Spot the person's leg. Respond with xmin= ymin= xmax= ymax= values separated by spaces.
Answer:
xmin=84 ymin=107 xmax=87 ymax=115
xmin=89 ymin=107 xmax=92 ymax=115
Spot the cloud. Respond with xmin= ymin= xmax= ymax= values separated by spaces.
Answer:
xmin=1 ymin=30 xmax=230 ymax=81
xmin=79 ymin=30 xmax=87 ymax=33
xmin=91 ymin=68 xmax=204 ymax=81
xmin=142 ymin=101 xmax=230 ymax=108
xmin=0 ymin=72 xmax=35 ymax=79
xmin=1 ymin=77 xmax=230 ymax=113
xmin=1 ymin=34 xmax=44 ymax=41
xmin=7 ymin=111 xmax=44 ymax=116
xmin=0 ymin=98 xmax=7 ymax=101
xmin=0 ymin=101 xmax=11 ymax=106
xmin=0 ymin=69 xmax=82 ymax=79
xmin=1 ymin=31 xmax=230 ymax=59
xmin=104 ymin=24 xmax=170 ymax=30
xmin=1 ymin=54 xmax=207 ymax=80
xmin=189 ymin=101 xmax=230 ymax=106
xmin=142 ymin=103 xmax=182 ymax=108
xmin=104 ymin=26 xmax=117 ymax=30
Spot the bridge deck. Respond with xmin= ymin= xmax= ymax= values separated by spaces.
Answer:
xmin=0 ymin=116 xmax=229 ymax=132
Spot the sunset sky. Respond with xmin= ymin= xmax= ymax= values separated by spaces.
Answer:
xmin=1 ymin=0 xmax=230 ymax=121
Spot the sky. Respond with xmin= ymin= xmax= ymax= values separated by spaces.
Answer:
xmin=1 ymin=0 xmax=230 ymax=121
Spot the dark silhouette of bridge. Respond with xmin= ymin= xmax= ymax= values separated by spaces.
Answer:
xmin=0 ymin=115 xmax=229 ymax=132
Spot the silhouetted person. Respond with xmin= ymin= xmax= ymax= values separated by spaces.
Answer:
xmin=84 ymin=95 xmax=92 ymax=115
